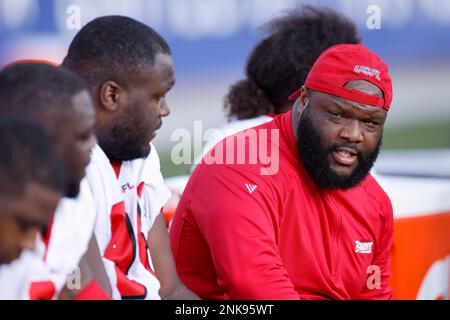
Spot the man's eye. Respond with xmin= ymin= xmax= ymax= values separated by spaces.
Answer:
xmin=329 ymin=111 xmax=343 ymax=118
xmin=78 ymin=132 xmax=91 ymax=140
xmin=15 ymin=218 xmax=39 ymax=231
xmin=364 ymin=119 xmax=378 ymax=126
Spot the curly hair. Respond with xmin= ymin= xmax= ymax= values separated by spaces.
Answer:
xmin=225 ymin=5 xmax=361 ymax=120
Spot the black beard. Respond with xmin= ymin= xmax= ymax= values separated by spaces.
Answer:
xmin=296 ymin=107 xmax=381 ymax=190
xmin=97 ymin=124 xmax=150 ymax=162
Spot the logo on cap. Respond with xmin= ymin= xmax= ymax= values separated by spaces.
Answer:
xmin=354 ymin=65 xmax=381 ymax=81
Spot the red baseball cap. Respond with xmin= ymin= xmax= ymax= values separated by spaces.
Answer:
xmin=288 ymin=44 xmax=393 ymax=111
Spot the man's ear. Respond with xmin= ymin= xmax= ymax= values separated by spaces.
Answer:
xmin=295 ymin=86 xmax=310 ymax=113
xmin=99 ymin=81 xmax=126 ymax=112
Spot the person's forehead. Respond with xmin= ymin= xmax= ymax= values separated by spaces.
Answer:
xmin=62 ymin=90 xmax=95 ymax=133
xmin=312 ymin=91 xmax=386 ymax=115
xmin=71 ymin=90 xmax=95 ymax=118
xmin=344 ymin=80 xmax=383 ymax=97
xmin=151 ymin=53 xmax=174 ymax=73
xmin=135 ymin=53 xmax=176 ymax=86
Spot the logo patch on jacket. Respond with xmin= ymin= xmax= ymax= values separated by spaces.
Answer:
xmin=354 ymin=241 xmax=373 ymax=254
xmin=245 ymin=184 xmax=258 ymax=194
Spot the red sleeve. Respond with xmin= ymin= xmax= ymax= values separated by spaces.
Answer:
xmin=29 ymin=281 xmax=56 ymax=300
xmin=190 ymin=164 xmax=300 ymax=300
xmin=356 ymin=195 xmax=394 ymax=300
xmin=74 ymin=280 xmax=111 ymax=300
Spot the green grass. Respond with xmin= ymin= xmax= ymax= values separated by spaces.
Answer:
xmin=159 ymin=120 xmax=450 ymax=178
xmin=160 ymin=151 xmax=192 ymax=178
xmin=382 ymin=120 xmax=450 ymax=150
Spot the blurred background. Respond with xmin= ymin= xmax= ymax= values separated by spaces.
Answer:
xmin=0 ymin=0 xmax=449 ymax=299
xmin=0 ymin=0 xmax=449 ymax=177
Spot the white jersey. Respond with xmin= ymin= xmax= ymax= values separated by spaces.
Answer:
xmin=44 ymin=178 xmax=97 ymax=278
xmin=0 ymin=180 xmax=97 ymax=299
xmin=0 ymin=246 xmax=65 ymax=300
xmin=86 ymin=144 xmax=171 ymax=300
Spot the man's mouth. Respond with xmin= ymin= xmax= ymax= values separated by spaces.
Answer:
xmin=332 ymin=147 xmax=358 ymax=166
xmin=149 ymin=121 xmax=162 ymax=140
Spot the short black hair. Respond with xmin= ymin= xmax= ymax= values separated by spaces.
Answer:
xmin=225 ymin=5 xmax=361 ymax=120
xmin=62 ymin=15 xmax=172 ymax=89
xmin=0 ymin=116 xmax=66 ymax=209
xmin=0 ymin=62 xmax=88 ymax=123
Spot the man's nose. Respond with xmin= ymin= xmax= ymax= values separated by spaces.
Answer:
xmin=339 ymin=120 xmax=363 ymax=143
xmin=88 ymin=134 xmax=98 ymax=152
xmin=160 ymin=99 xmax=171 ymax=117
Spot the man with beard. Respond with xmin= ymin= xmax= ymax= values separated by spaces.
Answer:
xmin=62 ymin=15 xmax=198 ymax=300
xmin=192 ymin=5 xmax=360 ymax=171
xmin=170 ymin=44 xmax=394 ymax=299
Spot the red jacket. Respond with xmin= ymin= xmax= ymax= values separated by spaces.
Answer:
xmin=170 ymin=111 xmax=394 ymax=300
